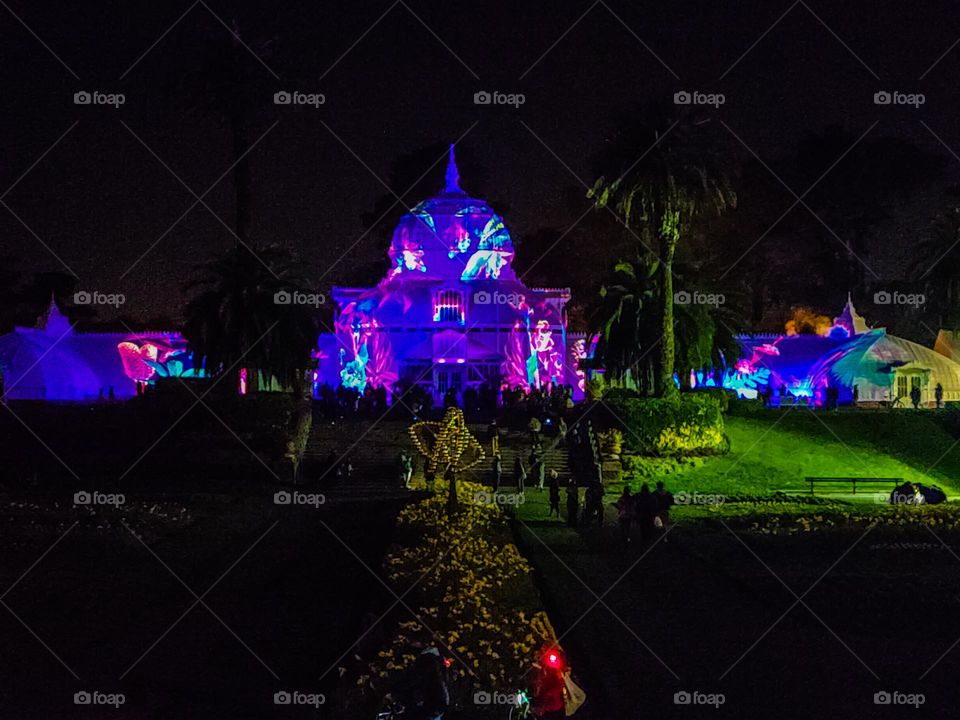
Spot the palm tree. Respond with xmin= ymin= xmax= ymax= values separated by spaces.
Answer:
xmin=591 ymin=257 xmax=659 ymax=393
xmin=183 ymin=244 xmax=317 ymax=393
xmin=590 ymin=117 xmax=736 ymax=396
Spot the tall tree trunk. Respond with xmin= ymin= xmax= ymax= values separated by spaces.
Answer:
xmin=659 ymin=237 xmax=677 ymax=397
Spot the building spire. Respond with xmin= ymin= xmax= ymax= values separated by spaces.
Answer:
xmin=443 ymin=143 xmax=464 ymax=195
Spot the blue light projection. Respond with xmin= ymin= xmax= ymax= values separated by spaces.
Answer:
xmin=317 ymin=144 xmax=575 ymax=402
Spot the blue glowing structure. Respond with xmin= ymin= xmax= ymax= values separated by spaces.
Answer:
xmin=316 ymin=145 xmax=576 ymax=402
xmin=722 ymin=297 xmax=960 ymax=407
xmin=0 ymin=299 xmax=187 ymax=401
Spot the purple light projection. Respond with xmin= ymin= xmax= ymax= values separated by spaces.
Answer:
xmin=317 ymin=145 xmax=575 ymax=402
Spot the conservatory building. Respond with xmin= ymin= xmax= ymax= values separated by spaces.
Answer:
xmin=315 ymin=146 xmax=587 ymax=402
xmin=726 ymin=296 xmax=960 ymax=407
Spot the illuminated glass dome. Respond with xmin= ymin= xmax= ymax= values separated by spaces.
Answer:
xmin=387 ymin=145 xmax=516 ymax=283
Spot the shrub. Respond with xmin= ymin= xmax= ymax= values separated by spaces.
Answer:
xmin=621 ymin=454 xmax=708 ymax=479
xmin=600 ymin=393 xmax=728 ymax=457
xmin=597 ymin=428 xmax=623 ymax=457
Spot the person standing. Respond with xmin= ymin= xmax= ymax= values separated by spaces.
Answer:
xmin=653 ymin=480 xmax=674 ymax=541
xmin=565 ymin=477 xmax=579 ymax=528
xmin=936 ymin=382 xmax=944 ymax=409
xmin=492 ymin=453 xmax=502 ymax=492
xmin=635 ymin=483 xmax=657 ymax=545
xmin=910 ymin=385 xmax=922 ymax=409
xmin=487 ymin=419 xmax=501 ymax=456
xmin=530 ymin=657 xmax=565 ymax=720
xmin=584 ymin=482 xmax=605 ymax=530
xmin=529 ymin=416 xmax=542 ymax=445
xmin=548 ymin=469 xmax=561 ymax=519
xmin=400 ymin=646 xmax=449 ymax=720
xmin=514 ymin=456 xmax=527 ymax=493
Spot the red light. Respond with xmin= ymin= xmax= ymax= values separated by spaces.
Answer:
xmin=545 ymin=651 xmax=561 ymax=668
xmin=443 ymin=658 xmax=452 ymax=668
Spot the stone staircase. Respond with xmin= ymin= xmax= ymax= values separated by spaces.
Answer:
xmin=301 ymin=417 xmax=416 ymax=503
xmin=468 ymin=425 xmax=570 ymax=488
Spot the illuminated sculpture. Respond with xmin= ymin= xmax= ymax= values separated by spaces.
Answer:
xmin=317 ymin=145 xmax=576 ymax=403
xmin=408 ymin=407 xmax=485 ymax=512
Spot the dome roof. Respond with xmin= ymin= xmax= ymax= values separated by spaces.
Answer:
xmin=387 ymin=145 xmax=515 ymax=283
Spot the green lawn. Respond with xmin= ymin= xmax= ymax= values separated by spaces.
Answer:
xmin=622 ymin=411 xmax=960 ymax=501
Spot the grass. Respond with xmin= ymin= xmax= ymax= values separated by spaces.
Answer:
xmin=505 ymin=408 xmax=960 ymax=717
xmin=623 ymin=411 xmax=960 ymax=500
xmin=507 ymin=409 xmax=960 ymax=527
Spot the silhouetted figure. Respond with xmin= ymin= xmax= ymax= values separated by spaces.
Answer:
xmin=653 ymin=480 xmax=674 ymax=541
xmin=399 ymin=646 xmax=449 ymax=720
xmin=584 ymin=481 xmax=604 ymax=530
xmin=528 ymin=416 xmax=542 ymax=444
xmin=565 ymin=477 xmax=579 ymax=528
xmin=530 ymin=657 xmax=565 ymax=720
xmin=514 ymin=456 xmax=527 ymax=493
xmin=910 ymin=385 xmax=922 ymax=409
xmin=547 ymin=469 xmax=561 ymax=518
xmin=615 ymin=486 xmax=634 ymax=547
xmin=634 ymin=483 xmax=657 ymax=545
xmin=492 ymin=453 xmax=502 ymax=492
xmin=936 ymin=382 xmax=944 ymax=409
xmin=487 ymin=420 xmax=501 ymax=455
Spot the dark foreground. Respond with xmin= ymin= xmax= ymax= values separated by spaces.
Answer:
xmin=517 ymin=516 xmax=960 ymax=719
xmin=0 ymin=493 xmax=402 ymax=719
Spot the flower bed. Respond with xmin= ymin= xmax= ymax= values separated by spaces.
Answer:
xmin=346 ymin=480 xmax=556 ymax=710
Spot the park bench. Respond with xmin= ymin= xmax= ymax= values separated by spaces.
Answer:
xmin=805 ymin=476 xmax=903 ymax=495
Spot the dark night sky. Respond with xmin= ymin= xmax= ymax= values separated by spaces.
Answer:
xmin=1 ymin=0 xmax=959 ymax=322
